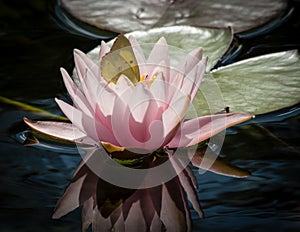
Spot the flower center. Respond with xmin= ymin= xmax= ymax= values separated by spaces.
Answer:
xmin=140 ymin=74 xmax=156 ymax=87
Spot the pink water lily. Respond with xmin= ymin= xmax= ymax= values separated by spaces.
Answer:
xmin=25 ymin=34 xmax=252 ymax=154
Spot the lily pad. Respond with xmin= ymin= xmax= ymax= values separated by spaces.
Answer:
xmin=192 ymin=50 xmax=300 ymax=116
xmin=60 ymin=0 xmax=287 ymax=33
xmin=209 ymin=50 xmax=300 ymax=115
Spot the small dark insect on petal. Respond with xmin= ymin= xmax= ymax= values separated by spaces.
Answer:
xmin=215 ymin=106 xmax=230 ymax=114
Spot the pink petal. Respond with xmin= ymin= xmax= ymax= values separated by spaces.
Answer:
xmin=111 ymin=92 xmax=164 ymax=151
xmin=92 ymin=208 xmax=113 ymax=231
xmin=60 ymin=68 xmax=94 ymax=118
xmin=146 ymin=37 xmax=170 ymax=80
xmin=184 ymin=47 xmax=203 ymax=72
xmin=82 ymin=69 xmax=98 ymax=108
xmin=170 ymin=47 xmax=203 ymax=90
xmin=111 ymin=209 xmax=125 ymax=231
xmin=73 ymin=53 xmax=101 ymax=108
xmin=113 ymin=74 xmax=134 ymax=98
xmin=55 ymin=98 xmax=89 ymax=136
xmin=149 ymin=60 xmax=170 ymax=85
xmin=127 ymin=83 xmax=152 ymax=123
xmin=125 ymin=201 xmax=147 ymax=232
xmin=111 ymin=83 xmax=151 ymax=145
xmin=180 ymin=58 xmax=207 ymax=102
xmin=98 ymin=41 xmax=111 ymax=82
xmin=162 ymin=93 xmax=190 ymax=139
xmin=160 ymin=184 xmax=187 ymax=232
xmin=52 ymin=174 xmax=86 ymax=219
xmin=85 ymin=69 xmax=113 ymax=110
xmin=95 ymin=105 xmax=112 ymax=132
xmin=129 ymin=115 xmax=149 ymax=143
xmin=130 ymin=106 xmax=164 ymax=149
xmin=150 ymin=72 xmax=168 ymax=108
xmin=95 ymin=80 xmax=117 ymax=117
xmin=99 ymin=40 xmax=110 ymax=63
xmin=56 ymin=98 xmax=117 ymax=145
xmin=171 ymin=156 xmax=203 ymax=218
xmin=81 ymin=197 xmax=94 ymax=231
xmin=150 ymin=212 xmax=162 ymax=232
xmin=23 ymin=117 xmax=95 ymax=145
xmin=139 ymin=190 xmax=157 ymax=230
xmin=128 ymin=35 xmax=147 ymax=75
xmin=111 ymin=95 xmax=138 ymax=148
xmin=144 ymin=120 xmax=164 ymax=150
xmin=167 ymin=112 xmax=253 ymax=148
xmin=74 ymin=49 xmax=98 ymax=79
xmin=189 ymin=58 xmax=207 ymax=101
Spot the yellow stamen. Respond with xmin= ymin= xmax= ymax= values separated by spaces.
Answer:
xmin=140 ymin=74 xmax=156 ymax=87
xmin=140 ymin=74 xmax=147 ymax=82
xmin=149 ymin=75 xmax=156 ymax=86
xmin=101 ymin=142 xmax=125 ymax=153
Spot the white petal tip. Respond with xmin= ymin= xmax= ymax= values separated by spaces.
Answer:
xmin=23 ymin=117 xmax=33 ymax=125
xmin=73 ymin=48 xmax=82 ymax=55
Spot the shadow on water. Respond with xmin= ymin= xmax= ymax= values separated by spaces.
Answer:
xmin=0 ymin=0 xmax=300 ymax=231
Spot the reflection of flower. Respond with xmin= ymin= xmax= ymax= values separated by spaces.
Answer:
xmin=26 ymin=34 xmax=252 ymax=154
xmin=52 ymin=148 xmax=203 ymax=232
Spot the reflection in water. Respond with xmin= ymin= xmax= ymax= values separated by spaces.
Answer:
xmin=51 ymin=147 xmax=203 ymax=231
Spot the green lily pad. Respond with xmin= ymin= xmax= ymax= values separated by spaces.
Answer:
xmin=209 ymin=50 xmax=300 ymax=115
xmin=192 ymin=50 xmax=300 ymax=116
xmin=60 ymin=0 xmax=287 ymax=33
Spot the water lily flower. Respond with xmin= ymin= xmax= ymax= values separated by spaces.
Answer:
xmin=24 ymin=34 xmax=252 ymax=155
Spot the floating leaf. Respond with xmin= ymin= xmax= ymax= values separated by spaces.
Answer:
xmin=60 ymin=0 xmax=287 ymax=33
xmin=101 ymin=34 xmax=140 ymax=84
xmin=210 ymin=50 xmax=300 ymax=115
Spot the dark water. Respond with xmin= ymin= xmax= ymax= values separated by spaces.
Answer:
xmin=0 ymin=0 xmax=300 ymax=231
